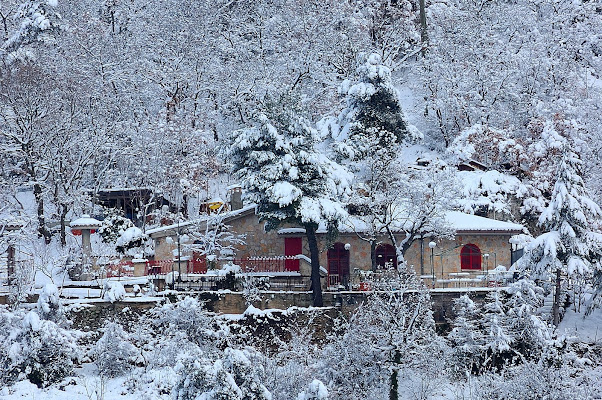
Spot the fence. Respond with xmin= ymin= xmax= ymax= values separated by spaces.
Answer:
xmin=105 ymin=261 xmax=134 ymax=277
xmin=233 ymin=256 xmax=300 ymax=273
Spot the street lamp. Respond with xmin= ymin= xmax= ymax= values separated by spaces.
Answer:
xmin=484 ymin=253 xmax=490 ymax=277
xmin=429 ymin=241 xmax=436 ymax=287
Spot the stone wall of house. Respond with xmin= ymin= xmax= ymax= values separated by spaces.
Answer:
xmin=152 ymin=212 xmax=515 ymax=283
xmin=228 ymin=213 xmax=283 ymax=258
xmin=313 ymin=232 xmax=513 ymax=280
xmin=404 ymin=233 xmax=514 ymax=278
xmin=154 ymin=236 xmax=176 ymax=261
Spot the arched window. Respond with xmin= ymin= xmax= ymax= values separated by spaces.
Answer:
xmin=461 ymin=244 xmax=481 ymax=270
xmin=327 ymin=242 xmax=350 ymax=287
xmin=376 ymin=244 xmax=397 ymax=269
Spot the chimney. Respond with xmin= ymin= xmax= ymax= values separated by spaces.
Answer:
xmin=229 ymin=185 xmax=243 ymax=211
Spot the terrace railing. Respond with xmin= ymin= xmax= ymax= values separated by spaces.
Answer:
xmin=233 ymin=256 xmax=300 ymax=273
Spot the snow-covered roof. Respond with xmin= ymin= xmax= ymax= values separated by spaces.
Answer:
xmin=288 ymin=210 xmax=524 ymax=235
xmin=443 ymin=211 xmax=524 ymax=233
xmin=70 ymin=215 xmax=102 ymax=229
xmin=146 ymin=204 xmax=256 ymax=237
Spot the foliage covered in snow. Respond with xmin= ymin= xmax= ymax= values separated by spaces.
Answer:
xmin=89 ymin=321 xmax=137 ymax=378
xmin=103 ymin=280 xmax=126 ymax=303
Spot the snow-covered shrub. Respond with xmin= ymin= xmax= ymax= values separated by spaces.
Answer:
xmin=5 ymin=311 xmax=79 ymax=387
xmin=36 ymin=283 xmax=63 ymax=323
xmin=476 ymin=361 xmax=590 ymax=399
xmin=173 ymin=347 xmax=272 ymax=400
xmin=297 ymin=379 xmax=328 ymax=400
xmin=89 ymin=322 xmax=137 ymax=378
xmin=151 ymin=296 xmax=225 ymax=348
xmin=0 ymin=306 xmax=25 ymax=386
xmin=97 ymin=211 xmax=134 ymax=244
xmin=241 ymin=274 xmax=269 ymax=305
xmin=115 ymin=226 xmax=154 ymax=257
xmin=103 ymin=280 xmax=126 ymax=303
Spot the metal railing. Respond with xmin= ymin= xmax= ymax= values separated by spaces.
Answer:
xmin=233 ymin=256 xmax=300 ymax=273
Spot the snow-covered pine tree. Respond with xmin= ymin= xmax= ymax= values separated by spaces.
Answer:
xmin=480 ymin=290 xmax=513 ymax=371
xmin=332 ymin=53 xmax=427 ymax=268
xmin=503 ymin=279 xmax=550 ymax=360
xmin=447 ymin=294 xmax=484 ymax=377
xmin=229 ymin=96 xmax=351 ymax=306
xmin=336 ymin=53 xmax=410 ymax=164
xmin=89 ymin=321 xmax=137 ymax=378
xmin=519 ymin=142 xmax=602 ymax=325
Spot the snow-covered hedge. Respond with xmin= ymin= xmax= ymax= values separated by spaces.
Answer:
xmin=0 ymin=308 xmax=80 ymax=388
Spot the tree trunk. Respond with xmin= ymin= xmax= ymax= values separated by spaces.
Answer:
xmin=33 ymin=182 xmax=51 ymax=244
xmin=305 ymin=223 xmax=323 ymax=307
xmin=371 ymin=240 xmax=377 ymax=271
xmin=390 ymin=349 xmax=401 ymax=400
xmin=419 ymin=0 xmax=428 ymax=51
xmin=60 ymin=203 xmax=68 ymax=247
xmin=553 ymin=268 xmax=562 ymax=326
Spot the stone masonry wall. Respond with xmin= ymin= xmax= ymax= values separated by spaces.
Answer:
xmin=153 ymin=212 xmax=514 ymax=282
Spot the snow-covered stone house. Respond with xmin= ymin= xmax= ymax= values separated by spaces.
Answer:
xmin=147 ymin=202 xmax=525 ymax=290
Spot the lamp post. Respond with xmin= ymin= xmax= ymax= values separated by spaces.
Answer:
xmin=484 ymin=253 xmax=490 ymax=277
xmin=429 ymin=241 xmax=436 ymax=287
xmin=70 ymin=215 xmax=101 ymax=280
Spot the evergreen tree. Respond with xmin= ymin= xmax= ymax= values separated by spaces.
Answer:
xmin=503 ymin=279 xmax=550 ymax=359
xmin=481 ymin=290 xmax=512 ymax=371
xmin=447 ymin=295 xmax=484 ymax=377
xmin=519 ymin=143 xmax=602 ymax=325
xmin=336 ymin=53 xmax=411 ymax=164
xmin=228 ymin=96 xmax=351 ymax=307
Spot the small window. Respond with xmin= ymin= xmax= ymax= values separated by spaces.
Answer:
xmin=375 ymin=244 xmax=397 ymax=269
xmin=461 ymin=244 xmax=481 ymax=270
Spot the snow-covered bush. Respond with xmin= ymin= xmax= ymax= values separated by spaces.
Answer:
xmin=241 ymin=274 xmax=269 ymax=305
xmin=4 ymin=311 xmax=79 ymax=388
xmin=263 ymin=318 xmax=319 ymax=399
xmin=297 ymin=379 xmax=328 ymax=400
xmin=152 ymin=296 xmax=225 ymax=348
xmin=36 ymin=283 xmax=63 ymax=323
xmin=116 ymin=226 xmax=154 ymax=257
xmin=89 ymin=322 xmax=137 ymax=378
xmin=173 ymin=347 xmax=272 ymax=400
xmin=97 ymin=211 xmax=134 ymax=244
xmin=0 ymin=306 xmax=25 ymax=386
xmin=476 ymin=361 xmax=591 ymax=399
xmin=103 ymin=280 xmax=126 ymax=303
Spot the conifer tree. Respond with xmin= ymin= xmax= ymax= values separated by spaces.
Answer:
xmin=519 ymin=143 xmax=602 ymax=325
xmin=229 ymin=96 xmax=351 ymax=306
xmin=447 ymin=295 xmax=483 ymax=377
xmin=336 ymin=53 xmax=410 ymax=164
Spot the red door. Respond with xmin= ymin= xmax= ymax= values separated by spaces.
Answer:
xmin=284 ymin=237 xmax=302 ymax=271
xmin=328 ymin=242 xmax=350 ymax=287
xmin=191 ymin=251 xmax=207 ymax=273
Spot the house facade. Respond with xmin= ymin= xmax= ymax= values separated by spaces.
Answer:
xmin=148 ymin=204 xmax=524 ymax=289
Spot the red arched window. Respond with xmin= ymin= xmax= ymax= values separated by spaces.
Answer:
xmin=376 ymin=244 xmax=397 ymax=269
xmin=461 ymin=244 xmax=481 ymax=270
